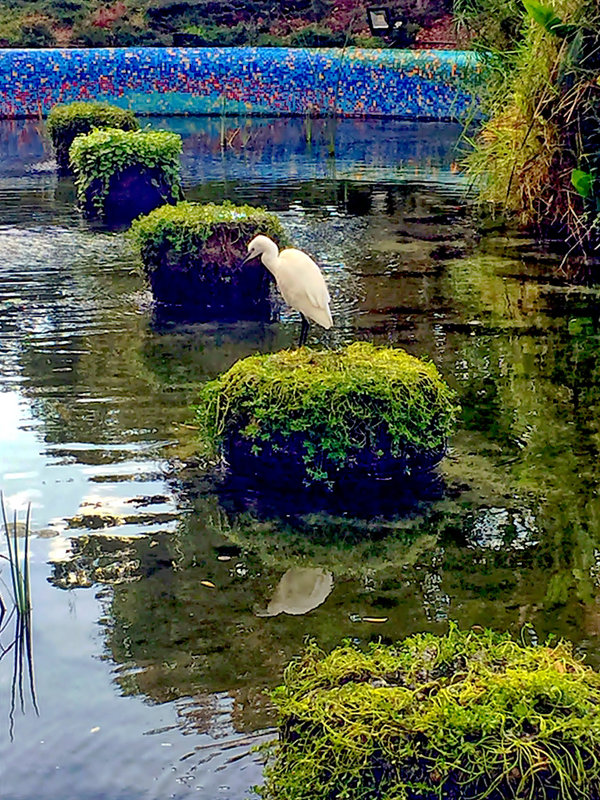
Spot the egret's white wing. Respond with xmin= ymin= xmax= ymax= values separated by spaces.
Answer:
xmin=277 ymin=249 xmax=333 ymax=329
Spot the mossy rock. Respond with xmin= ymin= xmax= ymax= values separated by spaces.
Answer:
xmin=46 ymin=102 xmax=139 ymax=171
xmin=262 ymin=626 xmax=600 ymax=800
xmin=197 ymin=342 xmax=458 ymax=488
xmin=130 ymin=201 xmax=289 ymax=316
xmin=70 ymin=128 xmax=183 ymax=224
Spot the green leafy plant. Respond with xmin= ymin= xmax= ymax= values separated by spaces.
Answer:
xmin=572 ymin=168 xmax=595 ymax=198
xmin=177 ymin=22 xmax=252 ymax=45
xmin=197 ymin=342 xmax=458 ymax=485
xmin=454 ymin=0 xmax=525 ymax=49
xmin=0 ymin=7 xmax=56 ymax=47
xmin=523 ymin=0 xmax=564 ymax=31
xmin=46 ymin=102 xmax=139 ymax=170
xmin=69 ymin=127 xmax=182 ymax=219
xmin=288 ymin=24 xmax=349 ymax=47
xmin=261 ymin=625 xmax=600 ymax=800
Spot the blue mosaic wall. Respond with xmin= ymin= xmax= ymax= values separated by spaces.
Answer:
xmin=0 ymin=47 xmax=479 ymax=120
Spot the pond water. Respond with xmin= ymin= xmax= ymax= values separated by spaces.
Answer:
xmin=2 ymin=115 xmax=600 ymax=800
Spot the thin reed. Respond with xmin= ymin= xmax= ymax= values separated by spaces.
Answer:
xmin=1 ymin=492 xmax=31 ymax=614
xmin=0 ymin=492 xmax=38 ymax=737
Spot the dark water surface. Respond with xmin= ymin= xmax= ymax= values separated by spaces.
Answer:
xmin=2 ymin=116 xmax=600 ymax=800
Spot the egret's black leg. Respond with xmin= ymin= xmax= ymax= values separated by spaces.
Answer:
xmin=298 ymin=313 xmax=310 ymax=347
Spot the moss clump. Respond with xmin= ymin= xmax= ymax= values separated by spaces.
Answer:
xmin=262 ymin=626 xmax=600 ymax=800
xmin=70 ymin=128 xmax=182 ymax=223
xmin=46 ymin=102 xmax=139 ymax=171
xmin=130 ymin=201 xmax=288 ymax=313
xmin=197 ymin=343 xmax=458 ymax=486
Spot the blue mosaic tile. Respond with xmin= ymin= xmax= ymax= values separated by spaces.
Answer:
xmin=0 ymin=47 xmax=480 ymax=119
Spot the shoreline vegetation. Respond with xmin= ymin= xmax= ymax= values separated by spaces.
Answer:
xmin=458 ymin=0 xmax=600 ymax=264
xmin=0 ymin=0 xmax=458 ymax=50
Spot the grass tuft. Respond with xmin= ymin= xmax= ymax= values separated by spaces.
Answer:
xmin=1 ymin=492 xmax=31 ymax=615
xmin=0 ymin=492 xmax=38 ymax=738
xmin=461 ymin=0 xmax=600 ymax=264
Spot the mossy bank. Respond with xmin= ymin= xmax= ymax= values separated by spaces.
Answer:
xmin=70 ymin=127 xmax=182 ymax=223
xmin=262 ymin=626 xmax=600 ymax=800
xmin=131 ymin=201 xmax=288 ymax=314
xmin=197 ymin=342 xmax=458 ymax=488
xmin=46 ymin=102 xmax=139 ymax=171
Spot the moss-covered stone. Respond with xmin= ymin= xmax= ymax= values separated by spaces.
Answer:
xmin=69 ymin=128 xmax=183 ymax=223
xmin=130 ymin=201 xmax=289 ymax=314
xmin=197 ymin=342 xmax=458 ymax=487
xmin=262 ymin=626 xmax=600 ymax=800
xmin=46 ymin=102 xmax=139 ymax=171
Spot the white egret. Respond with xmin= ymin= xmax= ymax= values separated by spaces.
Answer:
xmin=242 ymin=235 xmax=333 ymax=346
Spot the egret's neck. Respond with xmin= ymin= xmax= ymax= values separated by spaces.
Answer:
xmin=260 ymin=242 xmax=280 ymax=276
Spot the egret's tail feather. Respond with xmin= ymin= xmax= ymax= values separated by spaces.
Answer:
xmin=309 ymin=305 xmax=333 ymax=330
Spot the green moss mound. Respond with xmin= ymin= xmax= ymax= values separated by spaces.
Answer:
xmin=70 ymin=128 xmax=182 ymax=223
xmin=262 ymin=626 xmax=600 ymax=800
xmin=197 ymin=343 xmax=458 ymax=486
xmin=131 ymin=201 xmax=288 ymax=313
xmin=46 ymin=102 xmax=139 ymax=171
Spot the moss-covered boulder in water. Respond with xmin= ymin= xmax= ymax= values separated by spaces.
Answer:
xmin=197 ymin=342 xmax=458 ymax=487
xmin=70 ymin=128 xmax=182 ymax=223
xmin=262 ymin=626 xmax=600 ymax=800
xmin=46 ymin=102 xmax=139 ymax=171
xmin=130 ymin=201 xmax=288 ymax=315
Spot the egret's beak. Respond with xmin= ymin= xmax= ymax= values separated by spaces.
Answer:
xmin=241 ymin=252 xmax=254 ymax=265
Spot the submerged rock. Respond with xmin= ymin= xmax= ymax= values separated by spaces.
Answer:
xmin=3 ymin=520 xmax=59 ymax=538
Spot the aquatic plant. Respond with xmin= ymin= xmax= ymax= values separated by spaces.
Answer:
xmin=462 ymin=0 xmax=600 ymax=264
xmin=261 ymin=625 xmax=600 ymax=800
xmin=196 ymin=343 xmax=458 ymax=486
xmin=1 ymin=493 xmax=31 ymax=616
xmin=46 ymin=101 xmax=139 ymax=170
xmin=0 ymin=493 xmax=38 ymax=738
xmin=130 ymin=200 xmax=288 ymax=312
xmin=70 ymin=127 xmax=182 ymax=222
